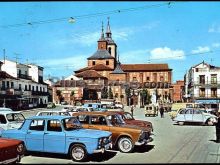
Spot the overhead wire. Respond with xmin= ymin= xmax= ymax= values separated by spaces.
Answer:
xmin=0 ymin=2 xmax=176 ymax=28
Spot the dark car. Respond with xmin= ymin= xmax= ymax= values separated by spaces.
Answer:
xmin=0 ymin=138 xmax=25 ymax=164
xmin=112 ymin=111 xmax=153 ymax=132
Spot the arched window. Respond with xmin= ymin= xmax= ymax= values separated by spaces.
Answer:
xmin=108 ymin=47 xmax=111 ymax=55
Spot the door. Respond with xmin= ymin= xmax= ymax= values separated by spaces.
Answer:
xmin=44 ymin=119 xmax=66 ymax=153
xmin=25 ymin=119 xmax=45 ymax=151
xmin=184 ymin=109 xmax=193 ymax=121
xmin=88 ymin=115 xmax=110 ymax=131
xmin=192 ymin=109 xmax=204 ymax=122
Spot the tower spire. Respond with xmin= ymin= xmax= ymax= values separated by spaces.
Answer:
xmin=100 ymin=21 xmax=105 ymax=40
xmin=106 ymin=17 xmax=112 ymax=39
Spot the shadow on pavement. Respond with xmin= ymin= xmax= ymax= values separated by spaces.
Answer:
xmin=133 ymin=144 xmax=155 ymax=153
xmin=26 ymin=150 xmax=117 ymax=162
xmin=88 ymin=150 xmax=117 ymax=162
xmin=209 ymin=139 xmax=220 ymax=143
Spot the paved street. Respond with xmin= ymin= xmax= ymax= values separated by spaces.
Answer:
xmin=19 ymin=106 xmax=220 ymax=164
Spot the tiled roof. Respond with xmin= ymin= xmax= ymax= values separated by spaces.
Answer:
xmin=0 ymin=71 xmax=17 ymax=79
xmin=120 ymin=64 xmax=172 ymax=71
xmin=87 ymin=50 xmax=115 ymax=60
xmin=75 ymin=70 xmax=107 ymax=79
xmin=75 ymin=64 xmax=113 ymax=73
xmin=111 ymin=62 xmax=125 ymax=74
xmin=91 ymin=64 xmax=113 ymax=71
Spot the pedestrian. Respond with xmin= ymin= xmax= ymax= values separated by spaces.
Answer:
xmin=214 ymin=112 xmax=220 ymax=143
xmin=131 ymin=105 xmax=134 ymax=117
xmin=159 ymin=105 xmax=164 ymax=118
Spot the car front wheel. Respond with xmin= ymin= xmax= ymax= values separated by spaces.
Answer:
xmin=118 ymin=137 xmax=134 ymax=153
xmin=70 ymin=144 xmax=88 ymax=162
xmin=178 ymin=121 xmax=184 ymax=126
xmin=207 ymin=118 xmax=214 ymax=126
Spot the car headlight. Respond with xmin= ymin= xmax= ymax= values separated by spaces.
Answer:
xmin=17 ymin=143 xmax=24 ymax=153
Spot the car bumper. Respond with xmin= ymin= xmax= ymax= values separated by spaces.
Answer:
xmin=93 ymin=143 xmax=112 ymax=153
xmin=0 ymin=154 xmax=23 ymax=164
xmin=135 ymin=137 xmax=154 ymax=146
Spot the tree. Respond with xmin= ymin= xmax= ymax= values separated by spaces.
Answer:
xmin=120 ymin=94 xmax=124 ymax=102
xmin=125 ymin=86 xmax=131 ymax=106
xmin=101 ymin=86 xmax=108 ymax=99
xmin=108 ymin=87 xmax=113 ymax=99
xmin=70 ymin=90 xmax=75 ymax=105
xmin=56 ymin=90 xmax=63 ymax=104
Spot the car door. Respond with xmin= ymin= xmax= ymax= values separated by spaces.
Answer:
xmin=43 ymin=119 xmax=65 ymax=153
xmin=184 ymin=109 xmax=193 ymax=121
xmin=25 ymin=119 xmax=45 ymax=151
xmin=88 ymin=115 xmax=110 ymax=131
xmin=192 ymin=109 xmax=204 ymax=122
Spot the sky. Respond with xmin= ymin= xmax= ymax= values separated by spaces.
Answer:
xmin=0 ymin=1 xmax=220 ymax=83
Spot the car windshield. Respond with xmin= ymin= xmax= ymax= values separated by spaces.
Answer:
xmin=123 ymin=112 xmax=134 ymax=120
xmin=6 ymin=113 xmax=25 ymax=122
xmin=62 ymin=117 xmax=82 ymax=131
xmin=106 ymin=114 xmax=125 ymax=126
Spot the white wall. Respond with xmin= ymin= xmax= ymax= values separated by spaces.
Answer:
xmin=1 ymin=60 xmax=17 ymax=78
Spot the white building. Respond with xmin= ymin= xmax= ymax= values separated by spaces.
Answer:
xmin=0 ymin=59 xmax=49 ymax=109
xmin=184 ymin=61 xmax=220 ymax=103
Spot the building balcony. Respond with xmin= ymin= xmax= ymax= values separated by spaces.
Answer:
xmin=193 ymin=94 xmax=220 ymax=99
xmin=17 ymin=73 xmax=32 ymax=80
xmin=191 ymin=81 xmax=220 ymax=88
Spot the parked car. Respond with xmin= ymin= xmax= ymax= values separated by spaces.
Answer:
xmin=83 ymin=103 xmax=107 ymax=111
xmin=72 ymin=111 xmax=153 ymax=153
xmin=0 ymin=107 xmax=13 ymax=111
xmin=0 ymin=111 xmax=25 ymax=131
xmin=173 ymin=108 xmax=217 ymax=126
xmin=61 ymin=105 xmax=75 ymax=112
xmin=1 ymin=115 xmax=112 ymax=162
xmin=112 ymin=111 xmax=153 ymax=132
xmin=0 ymin=138 xmax=25 ymax=164
xmin=145 ymin=104 xmax=158 ymax=117
xmin=114 ymin=101 xmax=124 ymax=109
xmin=36 ymin=110 xmax=71 ymax=116
xmin=47 ymin=102 xmax=56 ymax=109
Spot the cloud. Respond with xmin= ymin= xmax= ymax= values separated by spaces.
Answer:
xmin=208 ymin=24 xmax=220 ymax=33
xmin=149 ymin=47 xmax=185 ymax=60
xmin=212 ymin=42 xmax=220 ymax=48
xmin=191 ymin=46 xmax=210 ymax=54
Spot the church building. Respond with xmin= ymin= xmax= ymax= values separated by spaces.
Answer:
xmin=74 ymin=18 xmax=173 ymax=106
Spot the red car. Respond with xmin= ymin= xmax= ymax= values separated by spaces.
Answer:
xmin=112 ymin=111 xmax=153 ymax=132
xmin=0 ymin=138 xmax=25 ymax=164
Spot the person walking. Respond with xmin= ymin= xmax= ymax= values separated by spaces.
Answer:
xmin=214 ymin=113 xmax=220 ymax=143
xmin=130 ymin=105 xmax=134 ymax=117
xmin=159 ymin=105 xmax=164 ymax=118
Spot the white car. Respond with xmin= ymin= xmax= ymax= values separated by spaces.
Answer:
xmin=173 ymin=108 xmax=217 ymax=126
xmin=36 ymin=110 xmax=71 ymax=116
xmin=0 ymin=107 xmax=13 ymax=111
xmin=114 ymin=102 xmax=124 ymax=109
xmin=0 ymin=111 xmax=25 ymax=131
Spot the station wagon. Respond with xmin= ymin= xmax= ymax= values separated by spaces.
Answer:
xmin=1 ymin=115 xmax=112 ymax=162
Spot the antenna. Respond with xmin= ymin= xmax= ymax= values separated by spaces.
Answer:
xmin=14 ymin=52 xmax=21 ymax=64
xmin=3 ymin=49 xmax=6 ymax=63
